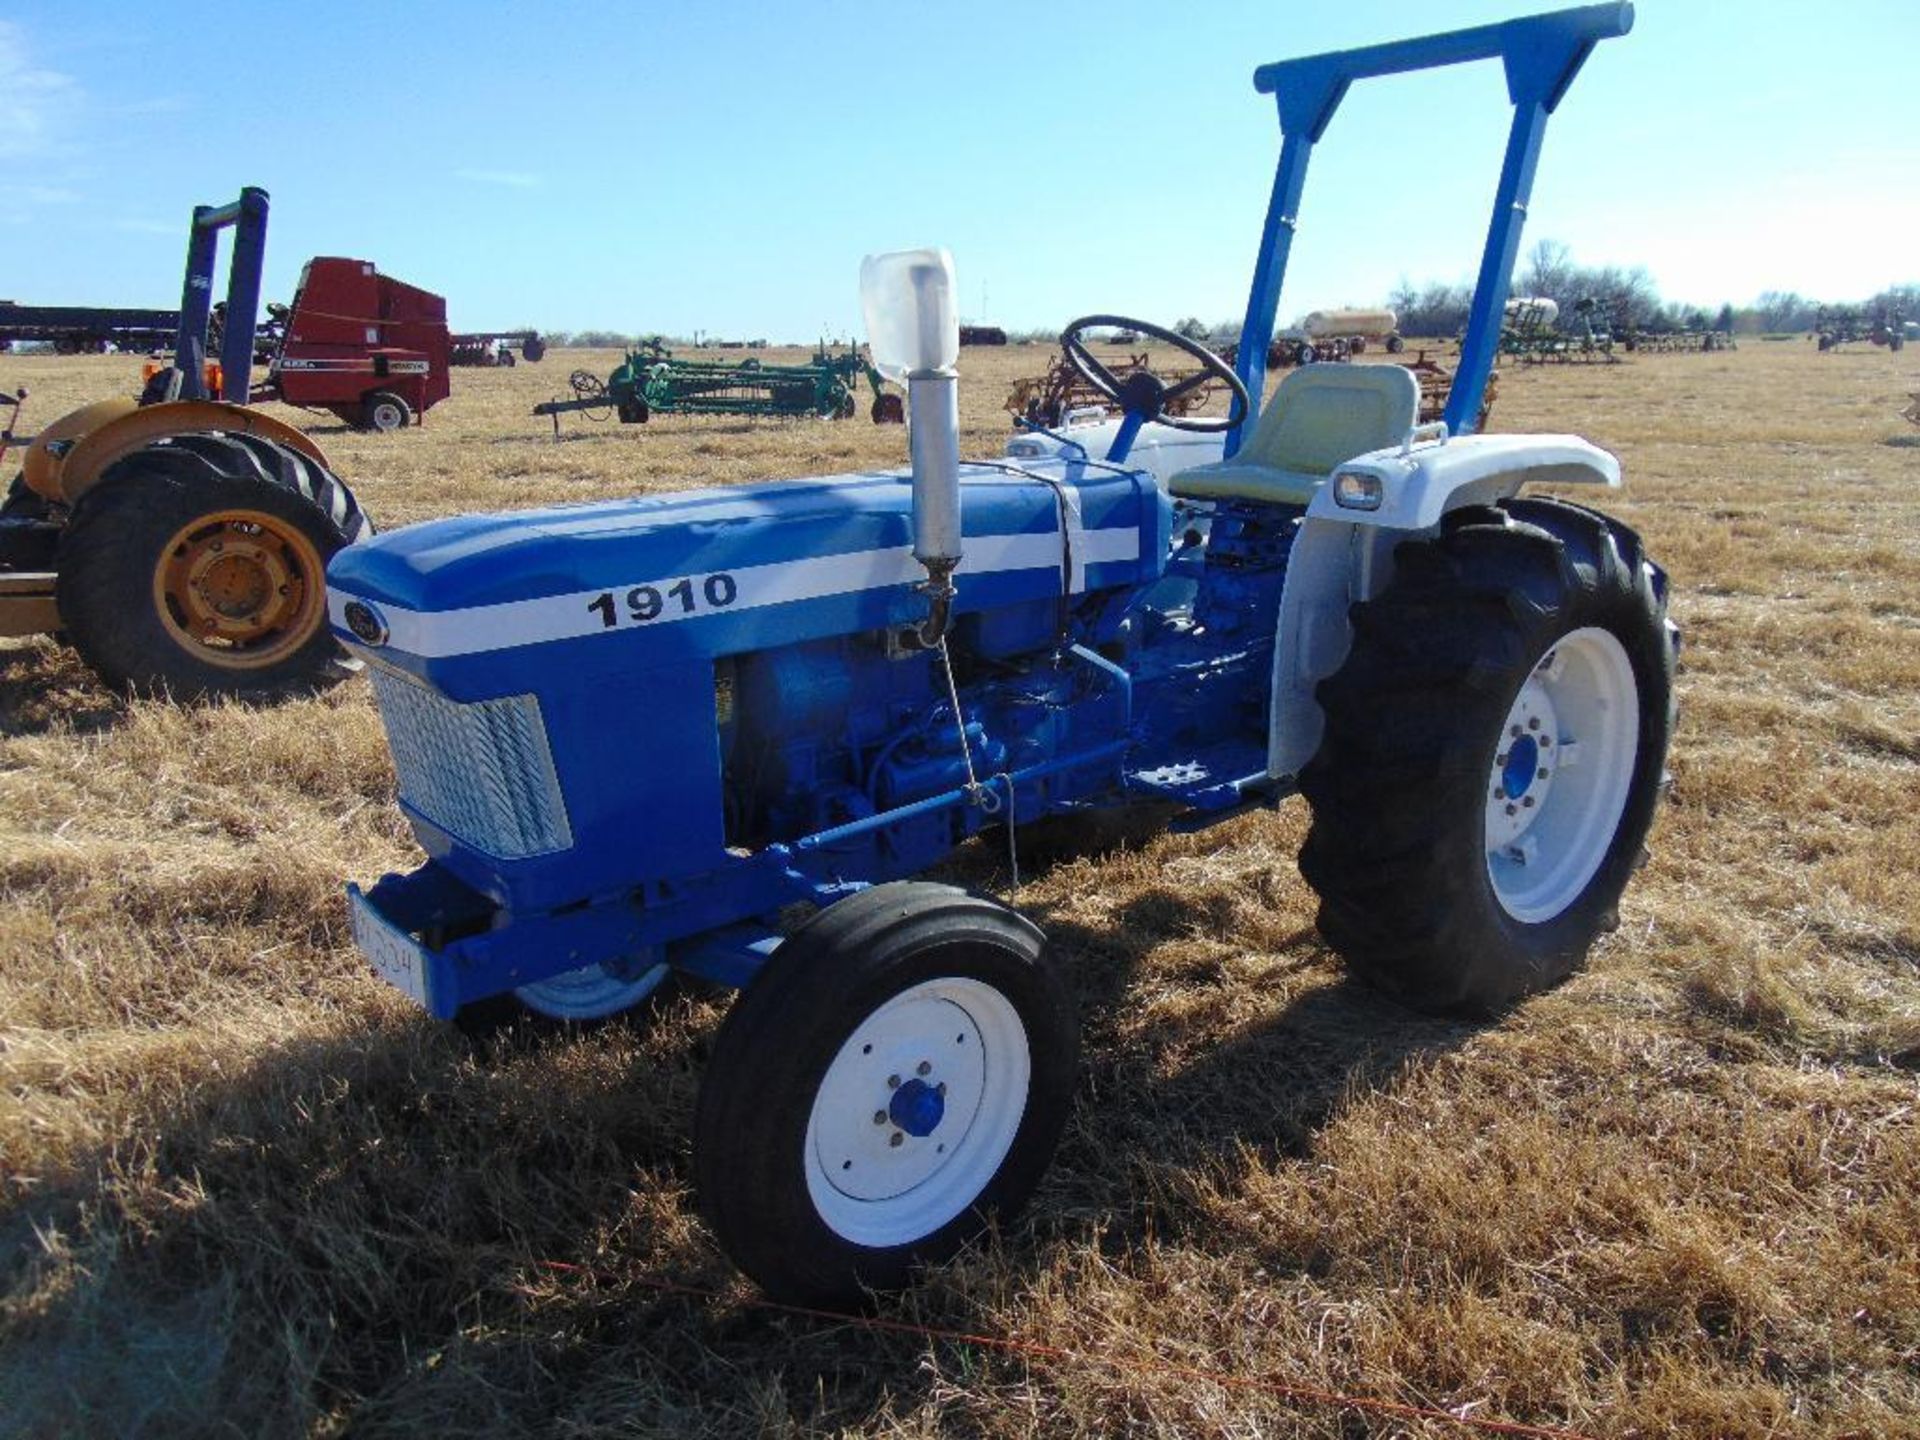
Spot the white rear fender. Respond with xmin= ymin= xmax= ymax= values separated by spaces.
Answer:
xmin=1268 ymin=432 xmax=1622 ymax=781
xmin=1304 ymin=431 xmax=1620 ymax=531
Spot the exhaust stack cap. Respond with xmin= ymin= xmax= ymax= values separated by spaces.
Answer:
xmin=861 ymin=248 xmax=963 ymax=639
xmin=860 ymin=249 xmax=958 ymax=382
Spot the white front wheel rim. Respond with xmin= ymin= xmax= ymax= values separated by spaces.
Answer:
xmin=1485 ymin=627 xmax=1639 ymax=924
xmin=805 ymin=977 xmax=1030 ymax=1249
xmin=515 ymin=960 xmax=669 ymax=1020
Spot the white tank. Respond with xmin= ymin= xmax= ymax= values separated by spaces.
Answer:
xmin=1302 ymin=308 xmax=1398 ymax=338
xmin=1504 ymin=296 xmax=1559 ymax=325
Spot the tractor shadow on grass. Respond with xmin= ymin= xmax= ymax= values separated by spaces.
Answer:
xmin=0 ymin=639 xmax=128 ymax=737
xmin=4 ymin=869 xmax=1484 ymax=1435
xmin=0 ymin=1005 xmax=760 ymax=1436
xmin=6 ymin=967 xmax=1062 ymax=1434
xmin=1025 ymin=883 xmax=1485 ymax=1258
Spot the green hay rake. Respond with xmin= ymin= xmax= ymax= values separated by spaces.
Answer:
xmin=536 ymin=341 xmax=904 ymax=437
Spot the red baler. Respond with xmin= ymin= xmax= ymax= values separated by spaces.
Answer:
xmin=259 ymin=258 xmax=450 ymax=432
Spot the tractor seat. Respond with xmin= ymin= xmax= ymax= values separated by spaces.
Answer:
xmin=1170 ymin=363 xmax=1419 ymax=505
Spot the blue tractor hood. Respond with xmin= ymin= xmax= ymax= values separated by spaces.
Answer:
xmin=327 ymin=462 xmax=1169 ymax=698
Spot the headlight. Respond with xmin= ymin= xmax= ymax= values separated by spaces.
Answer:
xmin=1333 ymin=471 xmax=1384 ymax=510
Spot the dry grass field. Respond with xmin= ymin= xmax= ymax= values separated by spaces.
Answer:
xmin=2 ymin=337 xmax=1917 ymax=1438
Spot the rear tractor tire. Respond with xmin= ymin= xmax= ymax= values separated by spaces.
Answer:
xmin=1298 ymin=497 xmax=1673 ymax=1015
xmin=56 ymin=431 xmax=370 ymax=699
xmin=696 ymin=882 xmax=1077 ymax=1305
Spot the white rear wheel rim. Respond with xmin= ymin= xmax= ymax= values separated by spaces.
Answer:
xmin=805 ymin=977 xmax=1029 ymax=1249
xmin=515 ymin=961 xmax=669 ymax=1020
xmin=1484 ymin=626 xmax=1639 ymax=924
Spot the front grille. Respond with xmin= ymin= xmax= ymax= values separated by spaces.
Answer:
xmin=369 ymin=668 xmax=573 ymax=859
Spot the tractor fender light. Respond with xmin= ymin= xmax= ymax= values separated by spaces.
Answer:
xmin=1333 ymin=471 xmax=1384 ymax=510
xmin=1005 ymin=438 xmax=1048 ymax=459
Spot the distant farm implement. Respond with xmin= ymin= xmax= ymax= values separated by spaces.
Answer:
xmin=253 ymin=258 xmax=452 ymax=430
xmin=535 ymin=341 xmax=904 ymax=437
xmin=0 ymin=303 xmax=185 ymax=355
xmin=1500 ymin=295 xmax=1619 ymax=364
xmin=1620 ymin=328 xmax=1732 ymax=354
xmin=1301 ymin=308 xmax=1405 ymax=358
xmin=450 ymin=331 xmax=547 ymax=367
xmin=1405 ymin=348 xmax=1497 ymax=430
xmin=1814 ymin=305 xmax=1906 ymax=353
xmin=1004 ymin=350 xmax=1226 ymax=427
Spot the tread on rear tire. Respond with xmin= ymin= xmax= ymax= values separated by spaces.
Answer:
xmin=56 ymin=431 xmax=370 ymax=699
xmin=1298 ymin=496 xmax=1673 ymax=1015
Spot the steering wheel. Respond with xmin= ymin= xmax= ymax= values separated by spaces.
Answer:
xmin=1059 ymin=314 xmax=1249 ymax=434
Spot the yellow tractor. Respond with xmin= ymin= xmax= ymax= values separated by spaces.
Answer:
xmin=0 ymin=189 xmax=369 ymax=699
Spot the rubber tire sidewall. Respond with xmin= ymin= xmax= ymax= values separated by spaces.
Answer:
xmin=363 ymin=391 xmax=412 ymax=433
xmin=1299 ymin=499 xmax=1673 ymax=1014
xmin=695 ymin=883 xmax=1077 ymax=1306
xmin=55 ymin=439 xmax=362 ymax=698
xmin=1418 ymin=552 xmax=1669 ymax=997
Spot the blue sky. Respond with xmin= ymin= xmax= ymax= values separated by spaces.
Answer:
xmin=4 ymin=2 xmax=1915 ymax=338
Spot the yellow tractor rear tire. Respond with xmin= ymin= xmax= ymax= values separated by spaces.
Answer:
xmin=55 ymin=432 xmax=370 ymax=699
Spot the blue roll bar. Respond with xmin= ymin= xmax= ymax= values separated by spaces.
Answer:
xmin=1228 ymin=3 xmax=1632 ymax=455
xmin=172 ymin=186 xmax=270 ymax=404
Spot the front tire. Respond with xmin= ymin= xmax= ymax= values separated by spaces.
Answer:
xmin=695 ymin=883 xmax=1077 ymax=1304
xmin=1298 ymin=497 xmax=1673 ymax=1015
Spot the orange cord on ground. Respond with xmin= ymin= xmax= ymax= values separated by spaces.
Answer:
xmin=533 ymin=1260 xmax=1603 ymax=1440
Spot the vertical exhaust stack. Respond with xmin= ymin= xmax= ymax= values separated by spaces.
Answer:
xmin=860 ymin=249 xmax=961 ymax=644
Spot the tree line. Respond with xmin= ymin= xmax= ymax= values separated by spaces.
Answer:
xmin=1388 ymin=240 xmax=1916 ymax=339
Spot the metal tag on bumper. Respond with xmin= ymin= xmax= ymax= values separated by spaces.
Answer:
xmin=348 ymin=883 xmax=435 ymax=1010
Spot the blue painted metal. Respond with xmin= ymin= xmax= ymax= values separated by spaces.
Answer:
xmin=1105 ymin=410 xmax=1146 ymax=464
xmin=1227 ymin=135 xmax=1313 ymax=459
xmin=1502 ymin=734 xmax=1540 ymax=799
xmin=889 ymin=1078 xmax=944 ymax=1137
xmin=1230 ymin=3 xmax=1632 ymax=450
xmin=172 ymin=186 xmax=270 ymax=402
xmin=335 ymin=8 xmax=1631 ymax=1021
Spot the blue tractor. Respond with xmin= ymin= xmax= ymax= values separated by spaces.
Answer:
xmin=331 ymin=4 xmax=1674 ymax=1302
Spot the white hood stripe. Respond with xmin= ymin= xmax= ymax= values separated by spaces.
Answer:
xmin=331 ymin=524 xmax=1141 ymax=660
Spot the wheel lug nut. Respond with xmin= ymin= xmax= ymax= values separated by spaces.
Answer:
xmin=1528 ymin=717 xmax=1540 ymax=730
xmin=1510 ymin=725 xmax=1523 ymax=738
xmin=887 ymin=1074 xmax=900 ymax=1089
xmin=1537 ymin=767 xmax=1549 ymax=780
xmin=936 ymin=1082 xmax=946 ymax=1096
xmin=872 ymin=1110 xmax=887 ymax=1125
xmin=916 ymin=1061 xmax=931 ymax=1077
xmin=1497 ymin=752 xmax=1508 ymax=765
xmin=1493 ymin=788 xmax=1504 ymax=801
xmin=1505 ymin=803 xmax=1517 ymax=816
xmin=889 ymin=1132 xmax=905 ymax=1148
xmin=1522 ymin=796 xmax=1535 ymax=808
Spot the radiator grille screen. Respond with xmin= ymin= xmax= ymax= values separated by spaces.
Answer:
xmin=370 ymin=669 xmax=573 ymax=859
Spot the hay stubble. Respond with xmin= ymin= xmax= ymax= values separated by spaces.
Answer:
xmin=1 ymin=340 xmax=1917 ymax=1436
